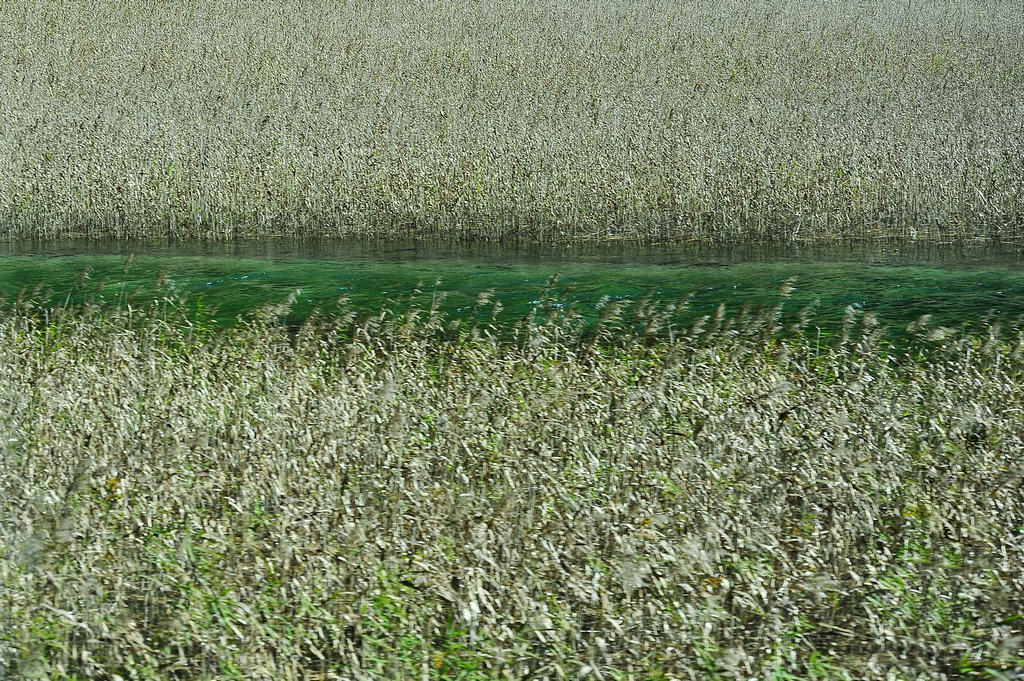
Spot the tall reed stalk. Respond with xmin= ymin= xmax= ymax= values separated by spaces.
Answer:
xmin=1 ymin=0 xmax=1021 ymax=243
xmin=1 ymin=292 xmax=1022 ymax=679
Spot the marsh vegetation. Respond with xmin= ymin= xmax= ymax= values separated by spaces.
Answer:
xmin=1 ymin=289 xmax=1023 ymax=679
xmin=2 ymin=0 xmax=1022 ymax=243
xmin=3 ymin=0 xmax=1024 ymax=676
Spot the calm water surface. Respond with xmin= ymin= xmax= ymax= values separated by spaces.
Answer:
xmin=1 ymin=239 xmax=1022 ymax=335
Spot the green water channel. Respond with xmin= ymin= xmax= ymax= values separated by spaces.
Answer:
xmin=1 ymin=240 xmax=1022 ymax=338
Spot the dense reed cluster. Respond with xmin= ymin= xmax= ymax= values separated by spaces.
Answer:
xmin=1 ymin=0 xmax=1022 ymax=243
xmin=1 ymin=289 xmax=1023 ymax=680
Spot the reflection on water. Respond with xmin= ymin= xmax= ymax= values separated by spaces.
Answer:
xmin=4 ymin=237 xmax=1024 ymax=267
xmin=1 ymin=238 xmax=1022 ymax=333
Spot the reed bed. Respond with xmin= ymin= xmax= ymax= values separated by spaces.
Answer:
xmin=1 ymin=0 xmax=1022 ymax=243
xmin=1 ymin=289 xmax=1023 ymax=680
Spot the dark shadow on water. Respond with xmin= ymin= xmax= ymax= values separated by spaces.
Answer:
xmin=3 ymin=237 xmax=1023 ymax=268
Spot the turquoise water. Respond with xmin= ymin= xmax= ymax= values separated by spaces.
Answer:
xmin=1 ymin=240 xmax=1022 ymax=335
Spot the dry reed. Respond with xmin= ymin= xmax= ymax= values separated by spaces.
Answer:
xmin=1 ymin=289 xmax=1022 ymax=679
xmin=1 ymin=0 xmax=1022 ymax=243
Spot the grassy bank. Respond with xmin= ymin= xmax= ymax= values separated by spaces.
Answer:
xmin=1 ymin=294 xmax=1023 ymax=679
xmin=1 ymin=0 xmax=1022 ymax=243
